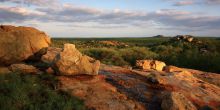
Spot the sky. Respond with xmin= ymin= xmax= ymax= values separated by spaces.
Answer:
xmin=0 ymin=0 xmax=220 ymax=37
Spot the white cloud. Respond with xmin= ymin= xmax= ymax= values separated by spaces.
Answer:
xmin=0 ymin=5 xmax=45 ymax=22
xmin=173 ymin=1 xmax=194 ymax=6
xmin=0 ymin=0 xmax=59 ymax=6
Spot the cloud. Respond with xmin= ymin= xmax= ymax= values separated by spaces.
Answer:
xmin=173 ymin=1 xmax=194 ymax=6
xmin=205 ymin=0 xmax=220 ymax=4
xmin=0 ymin=5 xmax=45 ymax=22
xmin=0 ymin=3 xmax=220 ymax=33
xmin=164 ymin=0 xmax=220 ymax=6
xmin=0 ymin=0 xmax=59 ymax=6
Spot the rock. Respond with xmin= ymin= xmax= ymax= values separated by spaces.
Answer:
xmin=0 ymin=25 xmax=51 ymax=65
xmin=136 ymin=60 xmax=151 ymax=70
xmin=154 ymin=60 xmax=166 ymax=71
xmin=172 ymin=35 xmax=194 ymax=42
xmin=0 ymin=67 xmax=11 ymax=74
xmin=46 ymin=67 xmax=54 ymax=74
xmin=52 ymin=44 xmax=100 ymax=76
xmin=41 ymin=47 xmax=62 ymax=64
xmin=58 ymin=75 xmax=145 ymax=110
xmin=157 ymin=70 xmax=220 ymax=109
xmin=172 ymin=71 xmax=195 ymax=81
xmin=136 ymin=60 xmax=166 ymax=71
xmin=163 ymin=66 xmax=185 ymax=72
xmin=187 ymin=37 xmax=194 ymax=42
xmin=10 ymin=63 xmax=39 ymax=74
xmin=161 ymin=92 xmax=197 ymax=110
xmin=99 ymin=41 xmax=128 ymax=47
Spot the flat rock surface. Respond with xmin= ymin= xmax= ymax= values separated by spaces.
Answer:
xmin=58 ymin=64 xmax=220 ymax=110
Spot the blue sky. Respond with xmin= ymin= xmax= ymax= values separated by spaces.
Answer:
xmin=0 ymin=0 xmax=220 ymax=37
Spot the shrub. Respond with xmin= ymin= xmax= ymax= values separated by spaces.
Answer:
xmin=82 ymin=48 xmax=128 ymax=66
xmin=120 ymin=47 xmax=158 ymax=66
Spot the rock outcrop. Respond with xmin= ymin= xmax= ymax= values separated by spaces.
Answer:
xmin=136 ymin=60 xmax=166 ymax=71
xmin=52 ymin=44 xmax=100 ymax=76
xmin=149 ymin=70 xmax=220 ymax=109
xmin=0 ymin=25 xmax=51 ymax=65
xmin=172 ymin=35 xmax=194 ymax=42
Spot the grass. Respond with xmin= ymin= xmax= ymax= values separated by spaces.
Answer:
xmin=0 ymin=73 xmax=86 ymax=110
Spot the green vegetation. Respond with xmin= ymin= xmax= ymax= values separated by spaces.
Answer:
xmin=52 ymin=37 xmax=220 ymax=73
xmin=0 ymin=73 xmax=85 ymax=110
xmin=82 ymin=47 xmax=157 ymax=66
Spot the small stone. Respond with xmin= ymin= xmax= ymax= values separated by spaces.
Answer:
xmin=10 ymin=63 xmax=39 ymax=74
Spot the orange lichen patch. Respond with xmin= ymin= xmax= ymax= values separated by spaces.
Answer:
xmin=158 ymin=84 xmax=180 ymax=91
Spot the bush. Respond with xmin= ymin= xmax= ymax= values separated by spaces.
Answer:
xmin=82 ymin=47 xmax=158 ymax=66
xmin=152 ymin=44 xmax=220 ymax=73
xmin=0 ymin=73 xmax=85 ymax=110
xmin=120 ymin=47 xmax=158 ymax=66
xmin=82 ymin=48 xmax=128 ymax=66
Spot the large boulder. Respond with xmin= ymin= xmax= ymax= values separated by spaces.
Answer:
xmin=0 ymin=25 xmax=51 ymax=65
xmin=52 ymin=44 xmax=100 ymax=76
xmin=161 ymin=92 xmax=197 ymax=110
xmin=136 ymin=60 xmax=166 ymax=71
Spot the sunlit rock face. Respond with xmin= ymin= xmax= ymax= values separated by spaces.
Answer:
xmin=52 ymin=44 xmax=100 ymax=76
xmin=136 ymin=60 xmax=166 ymax=71
xmin=0 ymin=25 xmax=51 ymax=65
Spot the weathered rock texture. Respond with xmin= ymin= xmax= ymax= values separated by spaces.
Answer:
xmin=151 ymin=70 xmax=220 ymax=109
xmin=85 ymin=64 xmax=219 ymax=110
xmin=163 ymin=65 xmax=185 ymax=73
xmin=52 ymin=44 xmax=100 ymax=76
xmin=0 ymin=25 xmax=51 ymax=65
xmin=59 ymin=75 xmax=145 ymax=110
xmin=41 ymin=47 xmax=62 ymax=64
xmin=161 ymin=92 xmax=197 ymax=110
xmin=136 ymin=60 xmax=166 ymax=71
xmin=10 ymin=63 xmax=39 ymax=74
